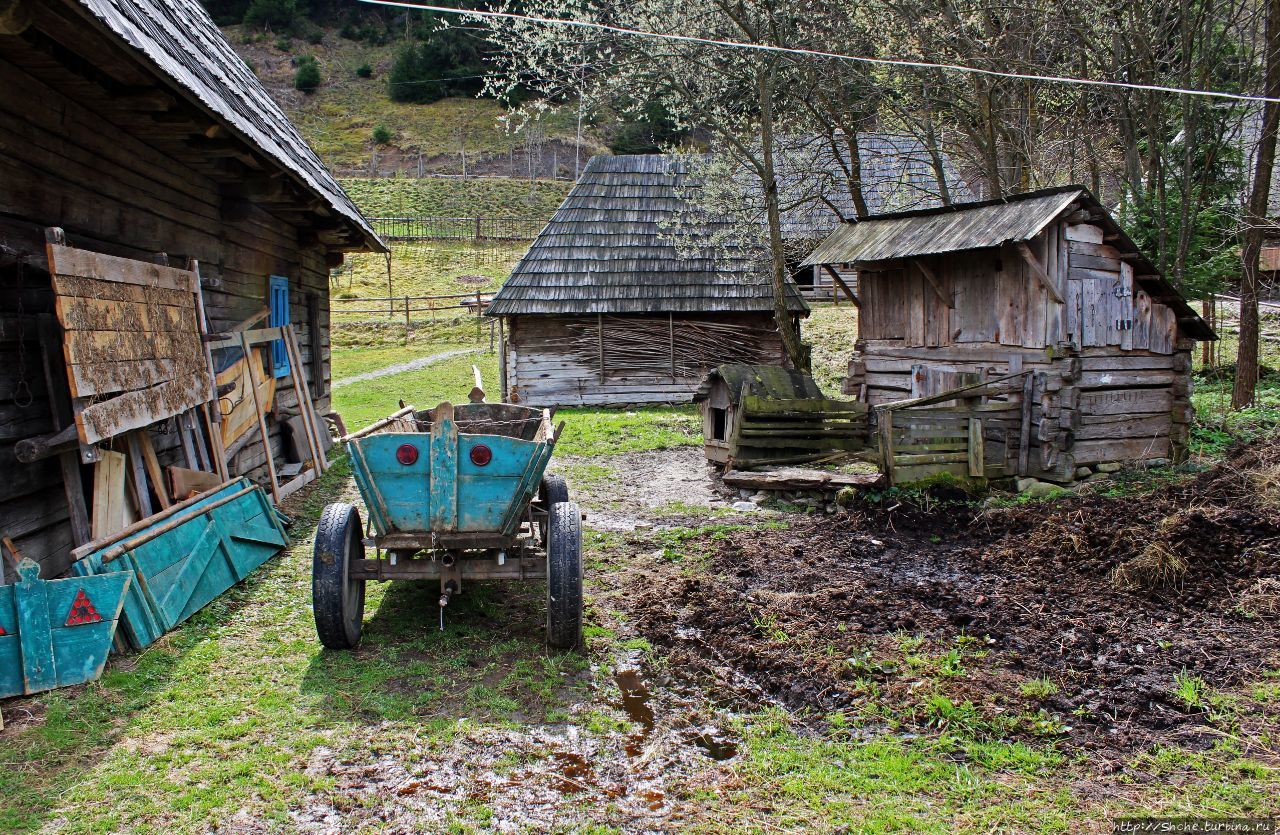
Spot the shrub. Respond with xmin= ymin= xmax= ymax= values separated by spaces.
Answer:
xmin=293 ymin=55 xmax=320 ymax=94
xmin=372 ymin=125 xmax=392 ymax=146
xmin=274 ymin=35 xmax=291 ymax=51
xmin=355 ymin=62 xmax=373 ymax=79
xmin=387 ymin=26 xmax=486 ymax=104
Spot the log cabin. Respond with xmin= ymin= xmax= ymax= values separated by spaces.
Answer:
xmin=801 ymin=186 xmax=1216 ymax=484
xmin=0 ymin=0 xmax=384 ymax=580
xmin=486 ymin=154 xmax=810 ymax=407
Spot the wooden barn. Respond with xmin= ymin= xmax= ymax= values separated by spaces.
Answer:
xmin=801 ymin=186 xmax=1215 ymax=483
xmin=486 ymin=154 xmax=809 ymax=407
xmin=0 ymin=0 xmax=383 ymax=580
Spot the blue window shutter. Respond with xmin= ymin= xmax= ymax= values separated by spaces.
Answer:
xmin=269 ymin=275 xmax=290 ymax=378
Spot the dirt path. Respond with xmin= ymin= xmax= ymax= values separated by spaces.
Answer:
xmin=331 ymin=347 xmax=480 ymax=389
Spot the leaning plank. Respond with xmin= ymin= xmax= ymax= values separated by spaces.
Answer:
xmin=90 ymin=449 xmax=132 ymax=541
xmin=240 ymin=332 xmax=280 ymax=503
xmin=75 ymin=376 xmax=208 ymax=446
xmin=71 ymin=479 xmax=288 ymax=650
xmin=46 ymin=244 xmax=197 ymax=292
xmin=0 ymin=558 xmax=131 ymax=698
xmin=721 ymin=468 xmax=881 ymax=491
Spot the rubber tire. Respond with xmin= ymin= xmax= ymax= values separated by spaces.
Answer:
xmin=540 ymin=473 xmax=569 ymax=505
xmin=313 ymin=502 xmax=366 ymax=650
xmin=538 ymin=474 xmax=570 ymax=543
xmin=546 ymin=501 xmax=583 ymax=650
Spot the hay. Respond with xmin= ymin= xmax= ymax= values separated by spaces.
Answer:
xmin=1234 ymin=577 xmax=1280 ymax=619
xmin=1111 ymin=512 xmax=1192 ymax=591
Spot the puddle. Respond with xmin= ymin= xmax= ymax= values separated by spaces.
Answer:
xmin=687 ymin=728 xmax=739 ymax=761
xmin=614 ymin=668 xmax=655 ymax=757
xmin=549 ymin=751 xmax=592 ymax=793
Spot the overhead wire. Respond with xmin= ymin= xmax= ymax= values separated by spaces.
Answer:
xmin=359 ymin=0 xmax=1280 ymax=104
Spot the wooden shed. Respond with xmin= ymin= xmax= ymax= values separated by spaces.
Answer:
xmin=801 ymin=186 xmax=1215 ymax=483
xmin=693 ymin=364 xmax=823 ymax=463
xmin=486 ymin=155 xmax=809 ymax=407
xmin=0 ymin=0 xmax=384 ymax=580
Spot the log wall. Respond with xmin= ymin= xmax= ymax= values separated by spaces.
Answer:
xmin=504 ymin=313 xmax=786 ymax=407
xmin=0 ymin=51 xmax=333 ymax=580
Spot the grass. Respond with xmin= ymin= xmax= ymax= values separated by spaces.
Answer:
xmin=332 ymin=348 xmax=499 ymax=430
xmin=554 ymin=407 xmax=701 ymax=457
xmin=804 ymin=303 xmax=859 ymax=395
xmin=339 ymin=177 xmax=572 ymax=219
xmin=222 ymin=24 xmax=605 ymax=174
xmin=333 ymin=240 xmax=529 ymax=307
xmin=0 ymin=459 xmax=589 ymax=832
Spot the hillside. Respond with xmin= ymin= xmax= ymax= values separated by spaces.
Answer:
xmin=338 ymin=177 xmax=571 ymax=219
xmin=222 ymin=24 xmax=607 ymax=179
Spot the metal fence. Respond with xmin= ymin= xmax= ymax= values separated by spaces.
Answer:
xmin=369 ymin=216 xmax=545 ymax=242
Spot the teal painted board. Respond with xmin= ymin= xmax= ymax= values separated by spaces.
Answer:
xmin=349 ymin=431 xmax=553 ymax=535
xmin=72 ymin=478 xmax=288 ymax=651
xmin=429 ymin=403 xmax=459 ymax=531
xmin=0 ymin=559 xmax=131 ymax=698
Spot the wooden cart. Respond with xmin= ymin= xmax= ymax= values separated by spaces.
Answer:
xmin=313 ymin=395 xmax=581 ymax=650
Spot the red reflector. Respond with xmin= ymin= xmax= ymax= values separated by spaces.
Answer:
xmin=396 ymin=444 xmax=419 ymax=465
xmin=469 ymin=444 xmax=492 ymax=466
xmin=65 ymin=588 xmax=104 ymax=626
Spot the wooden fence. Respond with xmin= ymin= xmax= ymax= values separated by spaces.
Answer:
xmin=368 ymin=216 xmax=545 ymax=242
xmin=875 ymin=371 xmax=1032 ymax=486
xmin=331 ymin=292 xmax=494 ymax=324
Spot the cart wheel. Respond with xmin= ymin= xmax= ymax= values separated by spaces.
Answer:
xmin=313 ymin=502 xmax=366 ymax=650
xmin=546 ymin=500 xmax=583 ymax=650
xmin=540 ymin=474 xmax=570 ymax=505
xmin=538 ymin=474 xmax=569 ymax=543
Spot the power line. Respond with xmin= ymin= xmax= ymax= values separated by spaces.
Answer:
xmin=360 ymin=0 xmax=1280 ymax=105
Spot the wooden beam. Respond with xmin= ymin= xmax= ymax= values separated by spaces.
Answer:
xmin=240 ymin=332 xmax=280 ymax=504
xmin=1014 ymin=242 xmax=1065 ymax=304
xmin=909 ymin=258 xmax=954 ymax=308
xmin=820 ymin=265 xmax=861 ymax=307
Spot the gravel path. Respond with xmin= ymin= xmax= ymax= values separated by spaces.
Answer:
xmin=331 ymin=347 xmax=480 ymax=389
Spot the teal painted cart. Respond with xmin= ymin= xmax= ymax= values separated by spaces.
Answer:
xmin=315 ymin=397 xmax=582 ymax=650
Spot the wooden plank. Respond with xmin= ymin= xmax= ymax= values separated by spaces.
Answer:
xmin=46 ymin=243 xmax=197 ymax=292
xmin=1064 ymin=224 xmax=1103 ymax=244
xmin=1078 ymin=370 xmax=1175 ymax=388
xmin=239 ymin=333 xmax=279 ymax=503
xmin=283 ymin=325 xmax=326 ymax=472
xmin=878 ymin=409 xmax=894 ymax=484
xmin=66 ymin=358 xmax=178 ymax=399
xmin=137 ymin=432 xmax=170 ymax=510
xmin=166 ymin=466 xmax=223 ymax=501
xmin=74 ymin=375 xmax=209 ymax=446
xmin=125 ymin=433 xmax=154 ymax=519
xmin=968 ymin=418 xmax=984 ymax=477
xmin=910 ymin=258 xmax=953 ymax=308
xmin=1018 ymin=373 xmax=1034 ymax=477
xmin=1078 ymin=388 xmax=1172 ymax=416
xmin=428 ymin=402 xmax=458 ymax=531
xmin=55 ymin=295 xmax=197 ymax=333
xmin=1016 ymin=242 xmax=1065 ymax=304
xmin=90 ymin=449 xmax=133 ymax=540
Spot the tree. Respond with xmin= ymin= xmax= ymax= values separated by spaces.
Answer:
xmin=388 ymin=13 xmax=488 ymax=104
xmin=244 ymin=0 xmax=301 ymax=30
xmin=1236 ymin=0 xmax=1280 ymax=407
xmin=294 ymin=55 xmax=320 ymax=93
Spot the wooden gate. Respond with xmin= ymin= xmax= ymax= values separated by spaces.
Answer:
xmin=876 ymin=371 xmax=1033 ymax=486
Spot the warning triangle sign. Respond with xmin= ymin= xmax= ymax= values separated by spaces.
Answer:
xmin=65 ymin=589 xmax=104 ymax=626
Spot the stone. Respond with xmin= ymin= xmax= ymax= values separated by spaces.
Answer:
xmin=1142 ymin=458 xmax=1169 ymax=469
xmin=1022 ymin=480 xmax=1060 ymax=498
xmin=1075 ymin=466 xmax=1093 ymax=479
xmin=825 ymin=504 xmax=837 ymax=514
xmin=750 ymin=491 xmax=770 ymax=504
xmin=1087 ymin=472 xmax=1110 ymax=482
xmin=731 ymin=501 xmax=758 ymax=512
xmin=1015 ymin=477 xmax=1039 ymax=492
xmin=1095 ymin=462 xmax=1123 ymax=473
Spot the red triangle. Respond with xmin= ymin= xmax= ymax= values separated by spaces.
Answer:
xmin=65 ymin=588 xmax=103 ymax=627
xmin=0 ymin=624 xmax=6 ymax=636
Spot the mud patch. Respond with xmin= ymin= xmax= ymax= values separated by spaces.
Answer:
xmin=622 ymin=441 xmax=1280 ymax=757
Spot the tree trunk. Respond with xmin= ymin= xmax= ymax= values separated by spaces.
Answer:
xmin=757 ymin=63 xmax=806 ymax=371
xmin=1235 ymin=0 xmax=1280 ymax=408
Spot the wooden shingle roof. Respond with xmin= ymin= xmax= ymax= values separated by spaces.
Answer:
xmin=488 ymin=154 xmax=808 ymax=316
xmin=68 ymin=0 xmax=383 ymax=251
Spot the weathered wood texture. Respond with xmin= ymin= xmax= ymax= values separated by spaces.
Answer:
xmin=845 ymin=217 xmax=1197 ymax=481
xmin=0 ymin=27 xmax=343 ymax=579
xmin=504 ymin=313 xmax=788 ymax=406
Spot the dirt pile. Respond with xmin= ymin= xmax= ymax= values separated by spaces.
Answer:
xmin=624 ymin=441 xmax=1280 ymax=755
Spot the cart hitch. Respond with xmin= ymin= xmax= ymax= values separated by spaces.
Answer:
xmin=438 ymin=580 xmax=458 ymax=631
